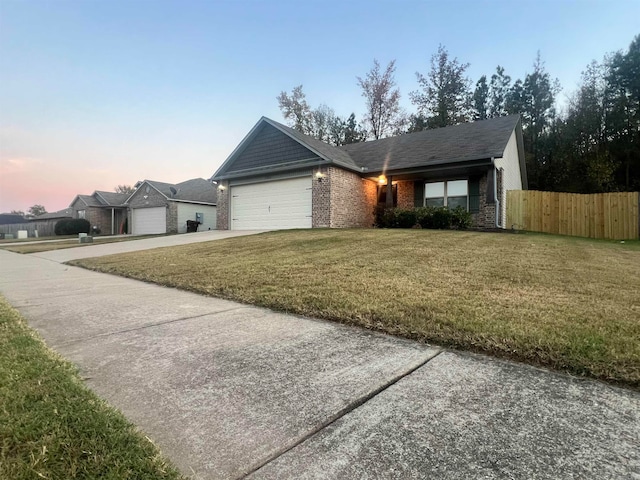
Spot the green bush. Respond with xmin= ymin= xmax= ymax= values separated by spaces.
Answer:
xmin=451 ymin=206 xmax=472 ymax=229
xmin=54 ymin=219 xmax=90 ymax=235
xmin=375 ymin=206 xmax=471 ymax=230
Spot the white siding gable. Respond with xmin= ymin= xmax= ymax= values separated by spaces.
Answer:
xmin=494 ymin=130 xmax=523 ymax=227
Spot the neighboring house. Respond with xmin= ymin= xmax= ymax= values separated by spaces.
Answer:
xmin=69 ymin=191 xmax=128 ymax=235
xmin=0 ymin=214 xmax=27 ymax=224
xmin=29 ymin=208 xmax=74 ymax=222
xmin=211 ymin=115 xmax=527 ymax=230
xmin=125 ymin=178 xmax=217 ymax=235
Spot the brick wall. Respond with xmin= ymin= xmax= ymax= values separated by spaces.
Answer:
xmin=328 ymin=166 xmax=376 ymax=228
xmin=89 ymin=208 xmax=111 ymax=233
xmin=216 ymin=181 xmax=229 ymax=230
xmin=312 ymin=167 xmax=331 ymax=227
xmin=396 ymin=181 xmax=415 ymax=209
xmin=471 ymin=172 xmax=496 ymax=229
xmin=167 ymin=202 xmax=178 ymax=233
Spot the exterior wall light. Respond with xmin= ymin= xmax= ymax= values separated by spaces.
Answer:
xmin=315 ymin=171 xmax=326 ymax=182
xmin=378 ymin=175 xmax=387 ymax=184
xmin=218 ymin=184 xmax=226 ymax=191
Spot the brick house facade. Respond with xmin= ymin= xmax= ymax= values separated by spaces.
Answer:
xmin=212 ymin=116 xmax=526 ymax=231
xmin=70 ymin=192 xmax=127 ymax=235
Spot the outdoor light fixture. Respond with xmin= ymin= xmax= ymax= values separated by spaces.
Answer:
xmin=218 ymin=184 xmax=226 ymax=191
xmin=378 ymin=175 xmax=387 ymax=184
xmin=315 ymin=171 xmax=325 ymax=182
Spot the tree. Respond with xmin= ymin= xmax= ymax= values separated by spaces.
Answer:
xmin=10 ymin=209 xmax=25 ymax=216
xmin=342 ymin=113 xmax=367 ymax=145
xmin=410 ymin=44 xmax=472 ymax=128
xmin=114 ymin=185 xmax=135 ymax=195
xmin=406 ymin=113 xmax=428 ymax=133
xmin=489 ymin=66 xmax=512 ymax=117
xmin=523 ymin=53 xmax=561 ymax=145
xmin=310 ymin=104 xmax=338 ymax=143
xmin=473 ymin=75 xmax=489 ymax=120
xmin=605 ymin=35 xmax=640 ymax=190
xmin=562 ymin=60 xmax=615 ymax=192
xmin=277 ymin=85 xmax=313 ymax=134
xmin=28 ymin=204 xmax=46 ymax=216
xmin=507 ymin=53 xmax=561 ymax=189
xmin=357 ymin=59 xmax=404 ymax=139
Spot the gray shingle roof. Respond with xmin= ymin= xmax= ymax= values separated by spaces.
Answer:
xmin=94 ymin=191 xmax=128 ymax=206
xmin=339 ymin=115 xmax=521 ymax=172
xmin=31 ymin=208 xmax=73 ymax=220
xmin=213 ymin=114 xmax=522 ymax=180
xmin=145 ymin=178 xmax=217 ymax=204
xmin=77 ymin=194 xmax=101 ymax=207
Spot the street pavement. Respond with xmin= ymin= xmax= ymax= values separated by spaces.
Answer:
xmin=0 ymin=232 xmax=637 ymax=479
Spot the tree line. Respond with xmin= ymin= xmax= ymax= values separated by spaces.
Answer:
xmin=277 ymin=35 xmax=640 ymax=193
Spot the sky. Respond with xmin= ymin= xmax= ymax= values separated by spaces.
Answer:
xmin=1 ymin=0 xmax=638 ymax=213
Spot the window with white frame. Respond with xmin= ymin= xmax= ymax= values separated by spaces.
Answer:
xmin=425 ymin=180 xmax=468 ymax=210
xmin=77 ymin=210 xmax=86 ymax=219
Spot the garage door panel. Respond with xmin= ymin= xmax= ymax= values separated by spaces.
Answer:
xmin=231 ymin=177 xmax=312 ymax=230
xmin=132 ymin=207 xmax=166 ymax=235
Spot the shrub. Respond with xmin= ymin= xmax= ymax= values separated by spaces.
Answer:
xmin=432 ymin=207 xmax=452 ymax=229
xmin=376 ymin=206 xmax=471 ymax=230
xmin=451 ymin=206 xmax=472 ymax=229
xmin=395 ymin=209 xmax=418 ymax=228
xmin=54 ymin=219 xmax=90 ymax=235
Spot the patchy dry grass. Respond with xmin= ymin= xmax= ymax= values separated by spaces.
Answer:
xmin=0 ymin=235 xmax=76 ymax=244
xmin=0 ymin=296 xmax=185 ymax=480
xmin=71 ymin=229 xmax=640 ymax=388
xmin=0 ymin=235 xmax=165 ymax=254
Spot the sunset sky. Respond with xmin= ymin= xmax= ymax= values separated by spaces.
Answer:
xmin=1 ymin=0 xmax=638 ymax=213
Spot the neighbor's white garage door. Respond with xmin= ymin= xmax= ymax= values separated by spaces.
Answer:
xmin=231 ymin=176 xmax=312 ymax=230
xmin=131 ymin=207 xmax=166 ymax=235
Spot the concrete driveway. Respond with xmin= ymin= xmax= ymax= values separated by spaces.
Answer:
xmin=0 ymin=238 xmax=638 ymax=479
xmin=28 ymin=230 xmax=268 ymax=263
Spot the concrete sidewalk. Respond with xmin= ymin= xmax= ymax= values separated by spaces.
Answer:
xmin=0 ymin=246 xmax=638 ymax=479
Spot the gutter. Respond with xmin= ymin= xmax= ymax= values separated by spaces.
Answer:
xmin=491 ymin=157 xmax=499 ymax=228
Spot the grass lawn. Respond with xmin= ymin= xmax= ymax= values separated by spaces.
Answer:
xmin=0 ymin=235 xmax=165 ymax=254
xmin=71 ymin=229 xmax=640 ymax=388
xmin=0 ymin=296 xmax=185 ymax=480
xmin=0 ymin=235 xmax=76 ymax=244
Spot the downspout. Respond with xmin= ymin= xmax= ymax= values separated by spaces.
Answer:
xmin=111 ymin=208 xmax=115 ymax=235
xmin=492 ymin=158 xmax=499 ymax=228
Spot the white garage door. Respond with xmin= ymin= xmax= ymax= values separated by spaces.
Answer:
xmin=231 ymin=176 xmax=312 ymax=230
xmin=132 ymin=207 xmax=166 ymax=235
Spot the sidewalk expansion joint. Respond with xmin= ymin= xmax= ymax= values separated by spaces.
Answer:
xmin=238 ymin=349 xmax=444 ymax=479
xmin=53 ymin=306 xmax=252 ymax=348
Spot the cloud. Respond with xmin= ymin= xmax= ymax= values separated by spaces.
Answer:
xmin=0 ymin=157 xmax=43 ymax=175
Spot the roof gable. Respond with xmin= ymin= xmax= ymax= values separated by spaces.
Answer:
xmin=127 ymin=179 xmax=217 ymax=205
xmin=70 ymin=194 xmax=100 ymax=208
xmin=94 ymin=191 xmax=128 ymax=206
xmin=211 ymin=117 xmax=360 ymax=180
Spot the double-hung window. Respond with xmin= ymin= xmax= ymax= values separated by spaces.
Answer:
xmin=77 ymin=210 xmax=86 ymax=219
xmin=425 ymin=180 xmax=468 ymax=210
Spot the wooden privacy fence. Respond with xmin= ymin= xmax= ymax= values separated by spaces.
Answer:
xmin=0 ymin=221 xmax=58 ymax=237
xmin=507 ymin=190 xmax=639 ymax=240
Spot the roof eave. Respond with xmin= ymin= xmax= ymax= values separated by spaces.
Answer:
xmin=213 ymin=158 xmax=332 ymax=181
xmin=363 ymin=156 xmax=497 ymax=176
